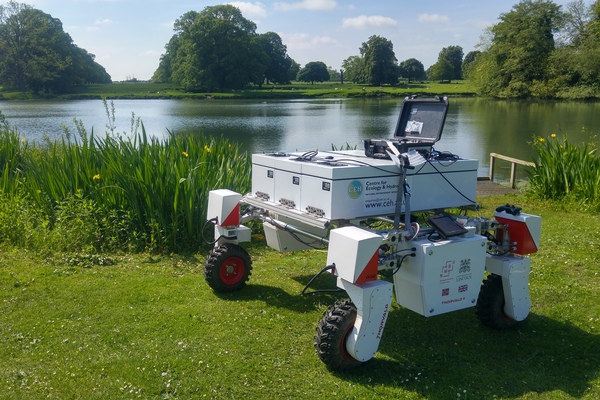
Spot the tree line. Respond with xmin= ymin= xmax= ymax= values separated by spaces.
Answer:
xmin=0 ymin=1 xmax=111 ymax=93
xmin=468 ymin=0 xmax=600 ymax=98
xmin=151 ymin=0 xmax=600 ymax=98
xmin=1 ymin=0 xmax=599 ymax=98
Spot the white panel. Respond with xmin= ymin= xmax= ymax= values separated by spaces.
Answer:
xmin=394 ymin=235 xmax=487 ymax=316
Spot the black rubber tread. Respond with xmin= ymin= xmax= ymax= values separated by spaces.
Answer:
xmin=204 ymin=243 xmax=252 ymax=292
xmin=314 ymin=299 xmax=364 ymax=371
xmin=475 ymin=273 xmax=518 ymax=329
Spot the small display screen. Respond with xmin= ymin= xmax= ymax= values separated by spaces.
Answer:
xmin=427 ymin=214 xmax=468 ymax=238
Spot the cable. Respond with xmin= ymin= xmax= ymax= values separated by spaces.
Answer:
xmin=427 ymin=231 xmax=445 ymax=242
xmin=301 ymin=264 xmax=344 ymax=295
xmin=380 ymin=252 xmax=415 ymax=277
xmin=295 ymin=150 xmax=318 ymax=161
xmin=327 ymin=157 xmax=403 ymax=176
xmin=201 ymin=217 xmax=218 ymax=245
xmin=429 ymin=148 xmax=461 ymax=166
xmin=425 ymin=159 xmax=477 ymax=204
xmin=267 ymin=218 xmax=324 ymax=249
xmin=404 ymin=222 xmax=420 ymax=241
xmin=201 ymin=217 xmax=237 ymax=246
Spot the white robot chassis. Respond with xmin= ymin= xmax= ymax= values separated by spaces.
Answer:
xmin=203 ymin=99 xmax=542 ymax=371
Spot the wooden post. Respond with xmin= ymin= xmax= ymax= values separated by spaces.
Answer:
xmin=489 ymin=154 xmax=496 ymax=182
xmin=510 ymin=163 xmax=517 ymax=189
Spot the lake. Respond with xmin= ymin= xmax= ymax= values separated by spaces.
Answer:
xmin=1 ymin=97 xmax=599 ymax=179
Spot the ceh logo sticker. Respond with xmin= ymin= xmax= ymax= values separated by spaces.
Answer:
xmin=347 ymin=180 xmax=363 ymax=199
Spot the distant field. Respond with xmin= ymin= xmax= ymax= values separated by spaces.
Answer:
xmin=0 ymin=81 xmax=477 ymax=100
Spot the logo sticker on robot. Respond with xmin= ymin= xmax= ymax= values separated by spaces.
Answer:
xmin=376 ymin=303 xmax=389 ymax=339
xmin=347 ymin=180 xmax=363 ymax=199
xmin=456 ymin=258 xmax=472 ymax=281
xmin=459 ymin=259 xmax=471 ymax=273
xmin=440 ymin=260 xmax=454 ymax=277
xmin=440 ymin=260 xmax=455 ymax=285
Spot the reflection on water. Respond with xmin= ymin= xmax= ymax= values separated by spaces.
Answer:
xmin=1 ymin=97 xmax=598 ymax=178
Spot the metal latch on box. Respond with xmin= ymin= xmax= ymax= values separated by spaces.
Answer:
xmin=279 ymin=198 xmax=296 ymax=208
xmin=306 ymin=205 xmax=325 ymax=217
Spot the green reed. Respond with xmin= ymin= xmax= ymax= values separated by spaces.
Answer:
xmin=0 ymin=118 xmax=251 ymax=253
xmin=0 ymin=122 xmax=25 ymax=195
xmin=529 ymin=132 xmax=600 ymax=210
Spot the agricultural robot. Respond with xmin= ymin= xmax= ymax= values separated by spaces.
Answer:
xmin=203 ymin=97 xmax=541 ymax=370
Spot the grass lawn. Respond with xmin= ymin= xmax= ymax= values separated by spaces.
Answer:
xmin=0 ymin=81 xmax=477 ymax=101
xmin=0 ymin=193 xmax=598 ymax=399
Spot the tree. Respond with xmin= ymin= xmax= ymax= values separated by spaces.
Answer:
xmin=152 ymin=36 xmax=180 ymax=83
xmin=427 ymin=57 xmax=453 ymax=82
xmin=0 ymin=1 xmax=110 ymax=92
xmin=399 ymin=58 xmax=425 ymax=82
xmin=429 ymin=45 xmax=463 ymax=82
xmin=472 ymin=0 xmax=563 ymax=97
xmin=462 ymin=50 xmax=481 ymax=79
xmin=545 ymin=0 xmax=600 ymax=93
xmin=287 ymin=59 xmax=300 ymax=82
xmin=559 ymin=0 xmax=593 ymax=45
xmin=153 ymin=6 xmax=300 ymax=90
xmin=591 ymin=0 xmax=600 ymax=37
xmin=441 ymin=45 xmax=464 ymax=80
xmin=327 ymin=67 xmax=341 ymax=82
xmin=256 ymin=32 xmax=293 ymax=86
xmin=359 ymin=35 xmax=399 ymax=86
xmin=341 ymin=55 xmax=365 ymax=83
xmin=156 ymin=5 xmax=268 ymax=91
xmin=68 ymin=46 xmax=111 ymax=87
xmin=296 ymin=61 xmax=329 ymax=84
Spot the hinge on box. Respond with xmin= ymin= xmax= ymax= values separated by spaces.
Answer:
xmin=306 ymin=206 xmax=325 ymax=217
xmin=255 ymin=191 xmax=270 ymax=201
xmin=279 ymin=198 xmax=296 ymax=208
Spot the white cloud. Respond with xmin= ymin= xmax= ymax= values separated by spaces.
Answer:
xmin=274 ymin=0 xmax=337 ymax=11
xmin=417 ymin=14 xmax=449 ymax=24
xmin=341 ymin=15 xmax=398 ymax=29
xmin=94 ymin=18 xmax=112 ymax=25
xmin=280 ymin=32 xmax=337 ymax=50
xmin=227 ymin=2 xmax=268 ymax=19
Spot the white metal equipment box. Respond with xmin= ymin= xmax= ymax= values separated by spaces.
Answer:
xmin=393 ymin=234 xmax=487 ymax=317
xmin=251 ymin=150 xmax=477 ymax=221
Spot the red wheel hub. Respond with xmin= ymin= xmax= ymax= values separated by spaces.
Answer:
xmin=219 ymin=256 xmax=245 ymax=285
xmin=340 ymin=323 xmax=358 ymax=362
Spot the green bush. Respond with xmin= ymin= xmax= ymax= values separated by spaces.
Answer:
xmin=0 ymin=192 xmax=46 ymax=249
xmin=529 ymin=132 xmax=600 ymax=211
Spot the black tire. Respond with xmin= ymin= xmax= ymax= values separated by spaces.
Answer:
xmin=475 ymin=274 xmax=518 ymax=329
xmin=314 ymin=299 xmax=364 ymax=371
xmin=204 ymin=243 xmax=252 ymax=292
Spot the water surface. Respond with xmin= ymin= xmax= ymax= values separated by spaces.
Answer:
xmin=2 ymin=97 xmax=598 ymax=178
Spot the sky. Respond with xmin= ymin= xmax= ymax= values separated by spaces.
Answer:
xmin=4 ymin=0 xmax=579 ymax=82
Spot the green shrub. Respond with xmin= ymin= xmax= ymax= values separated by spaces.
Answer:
xmin=0 ymin=192 xmax=46 ymax=249
xmin=45 ymin=191 xmax=102 ymax=253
